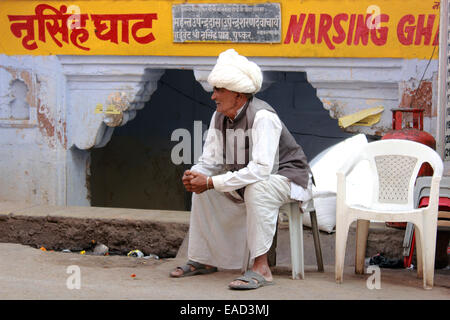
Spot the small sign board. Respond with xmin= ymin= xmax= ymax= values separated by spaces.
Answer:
xmin=172 ymin=3 xmax=281 ymax=43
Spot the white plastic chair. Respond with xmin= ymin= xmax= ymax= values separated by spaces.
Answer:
xmin=242 ymin=201 xmax=324 ymax=279
xmin=335 ymin=139 xmax=443 ymax=289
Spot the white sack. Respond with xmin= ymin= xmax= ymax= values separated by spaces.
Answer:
xmin=302 ymin=134 xmax=369 ymax=233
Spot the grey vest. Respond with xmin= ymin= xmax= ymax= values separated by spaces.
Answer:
xmin=214 ymin=97 xmax=312 ymax=198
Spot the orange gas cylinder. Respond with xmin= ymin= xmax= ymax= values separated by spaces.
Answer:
xmin=382 ymin=108 xmax=436 ymax=228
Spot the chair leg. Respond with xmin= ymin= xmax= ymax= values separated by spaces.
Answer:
xmin=297 ymin=208 xmax=305 ymax=280
xmin=288 ymin=202 xmax=304 ymax=279
xmin=415 ymin=226 xmax=423 ymax=279
xmin=310 ymin=210 xmax=324 ymax=272
xmin=335 ymin=217 xmax=350 ymax=284
xmin=420 ymin=217 xmax=438 ymax=290
xmin=355 ymin=219 xmax=370 ymax=275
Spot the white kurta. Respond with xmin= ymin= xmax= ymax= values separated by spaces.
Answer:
xmin=188 ymin=107 xmax=312 ymax=269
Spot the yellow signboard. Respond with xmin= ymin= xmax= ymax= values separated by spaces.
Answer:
xmin=0 ymin=0 xmax=440 ymax=58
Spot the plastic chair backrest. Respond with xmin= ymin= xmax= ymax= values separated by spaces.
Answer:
xmin=346 ymin=140 xmax=443 ymax=211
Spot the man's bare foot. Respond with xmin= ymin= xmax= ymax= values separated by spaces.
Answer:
xmin=229 ymin=253 xmax=272 ymax=287
xmin=228 ymin=265 xmax=272 ymax=287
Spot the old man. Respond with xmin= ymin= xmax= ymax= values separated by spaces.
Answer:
xmin=170 ymin=49 xmax=313 ymax=290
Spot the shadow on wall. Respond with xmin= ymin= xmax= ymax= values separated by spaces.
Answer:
xmin=89 ymin=69 xmax=354 ymax=211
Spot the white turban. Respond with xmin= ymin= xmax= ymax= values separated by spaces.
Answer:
xmin=207 ymin=49 xmax=262 ymax=94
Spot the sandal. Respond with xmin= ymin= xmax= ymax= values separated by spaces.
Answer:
xmin=228 ymin=270 xmax=274 ymax=290
xmin=170 ymin=260 xmax=218 ymax=278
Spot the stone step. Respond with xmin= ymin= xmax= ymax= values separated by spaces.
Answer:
xmin=0 ymin=201 xmax=190 ymax=258
xmin=1 ymin=201 xmax=448 ymax=268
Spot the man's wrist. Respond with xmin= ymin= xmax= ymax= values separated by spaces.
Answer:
xmin=207 ymin=176 xmax=214 ymax=189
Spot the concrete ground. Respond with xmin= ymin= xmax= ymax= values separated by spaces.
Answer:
xmin=0 ymin=201 xmax=448 ymax=300
xmin=0 ymin=242 xmax=449 ymax=300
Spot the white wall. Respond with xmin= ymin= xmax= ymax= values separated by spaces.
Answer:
xmin=0 ymin=55 xmax=67 ymax=205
